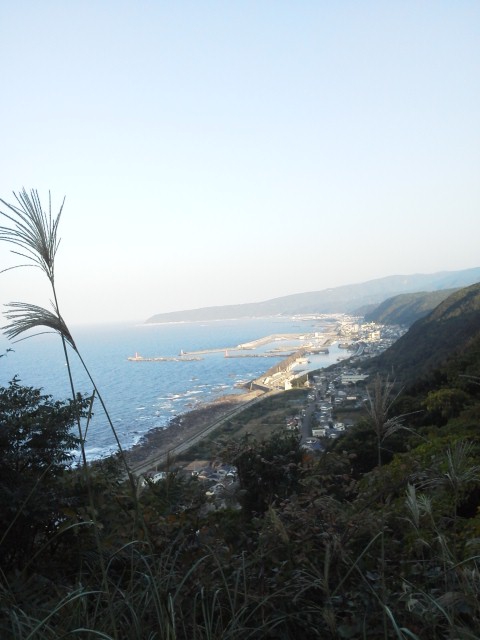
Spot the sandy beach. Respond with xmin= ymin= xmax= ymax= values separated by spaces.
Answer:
xmin=125 ymin=389 xmax=262 ymax=471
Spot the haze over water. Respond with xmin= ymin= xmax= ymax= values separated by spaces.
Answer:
xmin=0 ymin=317 xmax=347 ymax=459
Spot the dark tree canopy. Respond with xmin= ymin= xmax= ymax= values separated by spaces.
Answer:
xmin=0 ymin=377 xmax=86 ymax=474
xmin=0 ymin=378 xmax=88 ymax=569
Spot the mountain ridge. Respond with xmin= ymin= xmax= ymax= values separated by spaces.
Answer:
xmin=146 ymin=267 xmax=480 ymax=323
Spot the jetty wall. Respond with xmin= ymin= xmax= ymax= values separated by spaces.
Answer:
xmin=263 ymin=347 xmax=307 ymax=378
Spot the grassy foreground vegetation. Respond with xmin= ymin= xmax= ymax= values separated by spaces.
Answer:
xmin=1 ymin=190 xmax=480 ymax=638
xmin=2 ymin=372 xmax=480 ymax=639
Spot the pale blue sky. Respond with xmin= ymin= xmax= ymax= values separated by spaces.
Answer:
xmin=1 ymin=1 xmax=479 ymax=325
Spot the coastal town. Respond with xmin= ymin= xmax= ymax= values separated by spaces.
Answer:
xmin=247 ymin=314 xmax=406 ymax=393
xmin=132 ymin=316 xmax=407 ymax=505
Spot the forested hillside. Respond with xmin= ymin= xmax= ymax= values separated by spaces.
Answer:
xmin=363 ymin=282 xmax=480 ymax=384
xmin=364 ymin=288 xmax=457 ymax=326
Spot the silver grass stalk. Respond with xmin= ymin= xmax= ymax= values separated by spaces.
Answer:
xmin=2 ymin=301 xmax=76 ymax=348
xmin=364 ymin=374 xmax=403 ymax=467
xmin=1 ymin=190 xmax=92 ymax=474
xmin=0 ymin=188 xmax=63 ymax=283
xmin=0 ymin=189 xmax=132 ymax=474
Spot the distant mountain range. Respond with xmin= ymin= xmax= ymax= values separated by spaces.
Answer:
xmin=146 ymin=267 xmax=480 ymax=323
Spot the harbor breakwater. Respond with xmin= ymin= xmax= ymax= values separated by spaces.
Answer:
xmin=1 ymin=317 xmax=343 ymax=459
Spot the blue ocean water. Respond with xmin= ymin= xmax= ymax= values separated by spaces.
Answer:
xmin=0 ymin=317 xmax=345 ymax=458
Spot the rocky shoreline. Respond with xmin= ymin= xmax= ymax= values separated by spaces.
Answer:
xmin=125 ymin=390 xmax=262 ymax=470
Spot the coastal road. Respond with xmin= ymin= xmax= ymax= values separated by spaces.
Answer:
xmin=130 ymin=391 xmax=279 ymax=477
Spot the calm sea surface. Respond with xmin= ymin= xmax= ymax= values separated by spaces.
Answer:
xmin=0 ymin=317 xmax=345 ymax=459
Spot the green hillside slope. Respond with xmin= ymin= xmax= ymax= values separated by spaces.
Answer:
xmin=363 ymin=282 xmax=480 ymax=384
xmin=364 ymin=289 xmax=458 ymax=326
